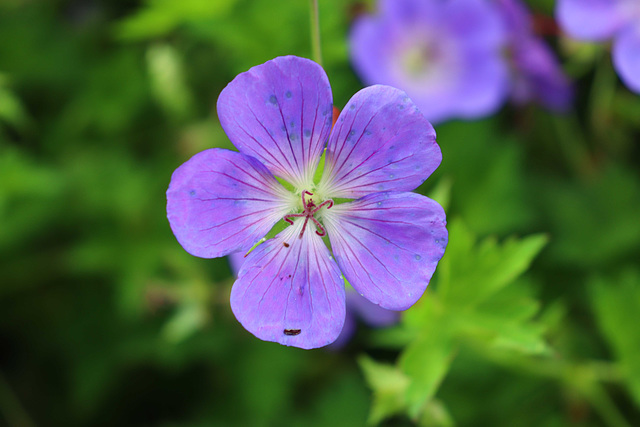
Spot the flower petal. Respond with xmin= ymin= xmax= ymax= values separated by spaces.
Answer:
xmin=230 ymin=220 xmax=346 ymax=349
xmin=217 ymin=56 xmax=333 ymax=189
xmin=511 ymin=38 xmax=574 ymax=111
xmin=318 ymin=86 xmax=441 ymax=199
xmin=167 ymin=148 xmax=295 ymax=258
xmin=613 ymin=25 xmax=640 ymax=94
xmin=323 ymin=192 xmax=447 ymax=310
xmin=556 ymin=0 xmax=627 ymax=40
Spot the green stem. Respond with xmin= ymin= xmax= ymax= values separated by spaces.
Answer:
xmin=309 ymin=0 xmax=323 ymax=66
xmin=589 ymin=52 xmax=616 ymax=137
xmin=552 ymin=114 xmax=593 ymax=179
xmin=586 ymin=382 xmax=633 ymax=427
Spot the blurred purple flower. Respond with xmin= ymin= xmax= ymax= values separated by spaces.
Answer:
xmin=497 ymin=0 xmax=573 ymax=111
xmin=229 ymin=252 xmax=400 ymax=349
xmin=167 ymin=56 xmax=447 ymax=349
xmin=556 ymin=0 xmax=640 ymax=93
xmin=350 ymin=0 xmax=510 ymax=124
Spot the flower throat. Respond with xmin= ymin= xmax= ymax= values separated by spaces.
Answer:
xmin=283 ymin=190 xmax=333 ymax=238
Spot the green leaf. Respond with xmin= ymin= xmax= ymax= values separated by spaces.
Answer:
xmin=399 ymin=296 xmax=456 ymax=419
xmin=438 ymin=219 xmax=548 ymax=308
xmin=115 ymin=0 xmax=238 ymax=40
xmin=146 ymin=44 xmax=195 ymax=121
xmin=359 ymin=355 xmax=410 ymax=425
xmin=590 ymin=269 xmax=640 ymax=407
xmin=0 ymin=73 xmax=29 ymax=130
xmin=418 ymin=399 xmax=454 ymax=427
xmin=466 ymin=279 xmax=550 ymax=355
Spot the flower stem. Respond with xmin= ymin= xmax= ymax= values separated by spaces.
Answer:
xmin=309 ymin=0 xmax=323 ymax=66
xmin=552 ymin=114 xmax=594 ymax=179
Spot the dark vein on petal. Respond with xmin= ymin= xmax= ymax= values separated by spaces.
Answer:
xmin=299 ymin=78 xmax=306 ymax=175
xmin=284 ymin=232 xmax=305 ymax=328
xmin=336 ymin=176 xmax=411 ymax=192
xmin=331 ymin=110 xmax=379 ymax=181
xmin=342 ymin=218 xmax=415 ymax=253
xmin=313 ymin=239 xmax=332 ymax=318
xmin=245 ymin=99 xmax=296 ymax=174
xmin=197 ymin=207 xmax=275 ymax=231
xmin=339 ymin=224 xmax=402 ymax=285
xmin=270 ymin=73 xmax=301 ymax=182
xmin=231 ymin=115 xmax=288 ymax=174
xmin=220 ymin=156 xmax=277 ymax=191
xmin=332 ymin=230 xmax=386 ymax=296
xmin=256 ymin=244 xmax=289 ymax=310
xmin=335 ymin=153 xmax=416 ymax=188
xmin=198 ymin=168 xmax=277 ymax=196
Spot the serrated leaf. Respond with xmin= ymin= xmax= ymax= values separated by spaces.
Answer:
xmin=438 ymin=219 xmax=548 ymax=308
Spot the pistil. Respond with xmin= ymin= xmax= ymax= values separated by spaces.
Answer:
xmin=283 ymin=190 xmax=334 ymax=238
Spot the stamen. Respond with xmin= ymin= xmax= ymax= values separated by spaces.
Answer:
xmin=311 ymin=217 xmax=326 ymax=236
xmin=282 ymin=191 xmax=333 ymax=239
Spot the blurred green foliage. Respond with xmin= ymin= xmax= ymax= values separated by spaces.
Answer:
xmin=0 ymin=0 xmax=639 ymax=426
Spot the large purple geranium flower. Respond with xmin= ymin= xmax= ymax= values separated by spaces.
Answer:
xmin=350 ymin=0 xmax=510 ymax=124
xmin=556 ymin=0 xmax=640 ymax=93
xmin=497 ymin=0 xmax=573 ymax=111
xmin=167 ymin=56 xmax=448 ymax=349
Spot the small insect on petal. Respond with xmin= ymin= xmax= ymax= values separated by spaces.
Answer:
xmin=283 ymin=329 xmax=301 ymax=336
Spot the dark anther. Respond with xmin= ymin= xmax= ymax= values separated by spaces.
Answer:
xmin=282 ymin=191 xmax=333 ymax=239
xmin=284 ymin=329 xmax=301 ymax=336
xmin=283 ymin=242 xmax=290 ymax=247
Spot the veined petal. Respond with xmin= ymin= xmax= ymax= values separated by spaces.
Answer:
xmin=556 ymin=0 xmax=628 ymax=41
xmin=167 ymin=148 xmax=296 ymax=258
xmin=230 ymin=220 xmax=346 ymax=349
xmin=217 ymin=56 xmax=333 ymax=190
xmin=318 ymin=86 xmax=441 ymax=199
xmin=323 ymin=192 xmax=447 ymax=310
xmin=613 ymin=25 xmax=640 ymax=93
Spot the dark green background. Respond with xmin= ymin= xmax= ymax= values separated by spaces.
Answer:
xmin=1 ymin=0 xmax=639 ymax=426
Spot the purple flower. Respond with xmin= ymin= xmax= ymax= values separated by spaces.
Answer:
xmin=166 ymin=56 xmax=448 ymax=349
xmin=496 ymin=0 xmax=573 ymax=111
xmin=350 ymin=0 xmax=510 ymax=124
xmin=556 ymin=0 xmax=640 ymax=93
xmin=228 ymin=252 xmax=400 ymax=349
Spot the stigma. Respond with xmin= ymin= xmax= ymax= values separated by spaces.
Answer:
xmin=283 ymin=190 xmax=333 ymax=238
